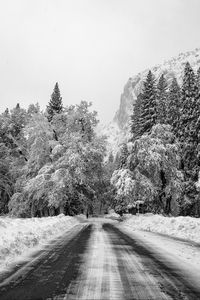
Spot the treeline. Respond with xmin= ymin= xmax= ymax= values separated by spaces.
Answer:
xmin=0 ymin=83 xmax=111 ymax=217
xmin=111 ymin=63 xmax=200 ymax=217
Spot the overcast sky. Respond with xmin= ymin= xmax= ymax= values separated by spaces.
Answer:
xmin=0 ymin=0 xmax=200 ymax=122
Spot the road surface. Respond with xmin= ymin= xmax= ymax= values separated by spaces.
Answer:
xmin=0 ymin=219 xmax=200 ymax=300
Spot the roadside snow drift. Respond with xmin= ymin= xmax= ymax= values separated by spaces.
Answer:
xmin=123 ymin=214 xmax=200 ymax=243
xmin=0 ymin=214 xmax=80 ymax=272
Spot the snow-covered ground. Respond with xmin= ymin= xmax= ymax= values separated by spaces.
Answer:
xmin=119 ymin=214 xmax=200 ymax=284
xmin=0 ymin=214 xmax=81 ymax=273
xmin=122 ymin=213 xmax=200 ymax=243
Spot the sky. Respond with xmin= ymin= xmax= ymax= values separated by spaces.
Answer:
xmin=0 ymin=0 xmax=200 ymax=123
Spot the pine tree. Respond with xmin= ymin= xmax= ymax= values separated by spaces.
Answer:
xmin=166 ymin=77 xmax=180 ymax=133
xmin=139 ymin=71 xmax=157 ymax=135
xmin=119 ymin=143 xmax=128 ymax=168
xmin=114 ymin=152 xmax=120 ymax=170
xmin=130 ymin=93 xmax=142 ymax=140
xmin=177 ymin=62 xmax=198 ymax=145
xmin=177 ymin=63 xmax=200 ymax=215
xmin=46 ymin=82 xmax=63 ymax=122
xmin=157 ymin=74 xmax=168 ymax=124
xmin=197 ymin=67 xmax=200 ymax=89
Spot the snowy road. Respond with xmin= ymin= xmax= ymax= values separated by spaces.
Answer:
xmin=0 ymin=219 xmax=200 ymax=300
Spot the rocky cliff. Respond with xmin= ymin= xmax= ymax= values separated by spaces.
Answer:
xmin=101 ymin=48 xmax=200 ymax=154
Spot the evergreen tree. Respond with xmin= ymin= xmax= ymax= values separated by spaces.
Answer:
xmin=108 ymin=152 xmax=114 ymax=163
xmin=139 ymin=71 xmax=157 ymax=136
xmin=197 ymin=67 xmax=200 ymax=89
xmin=157 ymin=74 xmax=168 ymax=124
xmin=119 ymin=143 xmax=128 ymax=168
xmin=46 ymin=82 xmax=63 ymax=122
xmin=166 ymin=77 xmax=180 ymax=133
xmin=176 ymin=63 xmax=200 ymax=215
xmin=177 ymin=62 xmax=199 ymax=146
xmin=130 ymin=93 xmax=142 ymax=140
xmin=114 ymin=152 xmax=120 ymax=170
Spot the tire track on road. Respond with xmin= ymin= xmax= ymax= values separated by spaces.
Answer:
xmin=104 ymin=223 xmax=200 ymax=300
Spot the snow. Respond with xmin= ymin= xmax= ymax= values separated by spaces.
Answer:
xmin=0 ymin=214 xmax=80 ymax=273
xmin=104 ymin=210 xmax=121 ymax=220
xmin=122 ymin=214 xmax=200 ymax=243
xmin=119 ymin=225 xmax=200 ymax=287
xmin=120 ymin=214 xmax=200 ymax=285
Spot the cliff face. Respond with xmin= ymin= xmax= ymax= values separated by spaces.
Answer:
xmin=101 ymin=48 xmax=200 ymax=154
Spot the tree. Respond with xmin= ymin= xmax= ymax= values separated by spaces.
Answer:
xmin=111 ymin=124 xmax=183 ymax=215
xmin=166 ymin=77 xmax=180 ymax=132
xmin=157 ymin=74 xmax=168 ymax=124
xmin=10 ymin=103 xmax=27 ymax=139
xmin=130 ymin=93 xmax=142 ymax=140
xmin=139 ymin=71 xmax=157 ymax=135
xmin=27 ymin=103 xmax=40 ymax=116
xmin=8 ymin=101 xmax=107 ymax=217
xmin=46 ymin=82 xmax=63 ymax=122
xmin=176 ymin=63 xmax=200 ymax=216
xmin=119 ymin=143 xmax=129 ymax=168
xmin=0 ymin=143 xmax=13 ymax=214
xmin=177 ymin=62 xmax=198 ymax=145
xmin=197 ymin=67 xmax=200 ymax=89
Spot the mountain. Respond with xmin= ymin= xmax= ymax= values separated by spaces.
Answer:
xmin=101 ymin=48 xmax=200 ymax=155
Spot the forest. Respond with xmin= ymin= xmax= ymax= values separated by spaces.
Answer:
xmin=0 ymin=83 xmax=113 ymax=217
xmin=112 ymin=62 xmax=200 ymax=217
xmin=1 ymin=62 xmax=200 ymax=218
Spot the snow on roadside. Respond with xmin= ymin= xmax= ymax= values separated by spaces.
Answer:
xmin=122 ymin=214 xmax=200 ymax=243
xmin=0 ymin=214 xmax=81 ymax=272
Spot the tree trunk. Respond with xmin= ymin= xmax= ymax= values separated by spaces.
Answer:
xmin=43 ymin=207 xmax=49 ymax=217
xmin=49 ymin=207 xmax=55 ymax=216
xmin=59 ymin=205 xmax=65 ymax=214
xmin=31 ymin=204 xmax=37 ymax=217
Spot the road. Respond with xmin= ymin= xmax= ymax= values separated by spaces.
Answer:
xmin=0 ymin=219 xmax=200 ymax=300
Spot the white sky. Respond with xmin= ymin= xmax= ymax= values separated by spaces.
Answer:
xmin=0 ymin=0 xmax=200 ymax=122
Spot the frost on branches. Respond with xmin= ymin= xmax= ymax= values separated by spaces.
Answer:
xmin=8 ymin=102 xmax=107 ymax=217
xmin=111 ymin=124 xmax=184 ymax=215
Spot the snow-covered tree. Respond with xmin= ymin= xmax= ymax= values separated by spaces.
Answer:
xmin=130 ymin=93 xmax=142 ymax=140
xmin=166 ymin=77 xmax=180 ymax=132
xmin=139 ymin=71 xmax=157 ymax=135
xmin=177 ymin=62 xmax=198 ymax=144
xmin=46 ymin=82 xmax=63 ymax=122
xmin=157 ymin=74 xmax=168 ymax=124
xmin=118 ymin=143 xmax=129 ymax=168
xmin=197 ymin=67 xmax=200 ymax=89
xmin=111 ymin=124 xmax=183 ymax=215
xmin=8 ymin=101 xmax=107 ymax=217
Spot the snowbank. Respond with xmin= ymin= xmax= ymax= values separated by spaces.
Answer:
xmin=0 ymin=214 xmax=80 ymax=272
xmin=122 ymin=214 xmax=200 ymax=243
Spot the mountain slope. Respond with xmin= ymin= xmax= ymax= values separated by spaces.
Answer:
xmin=102 ymin=48 xmax=200 ymax=154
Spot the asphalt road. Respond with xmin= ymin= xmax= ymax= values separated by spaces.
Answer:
xmin=0 ymin=220 xmax=200 ymax=300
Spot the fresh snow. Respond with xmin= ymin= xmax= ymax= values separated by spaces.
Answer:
xmin=120 ymin=214 xmax=200 ymax=284
xmin=122 ymin=214 xmax=200 ymax=243
xmin=0 ymin=214 xmax=80 ymax=273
